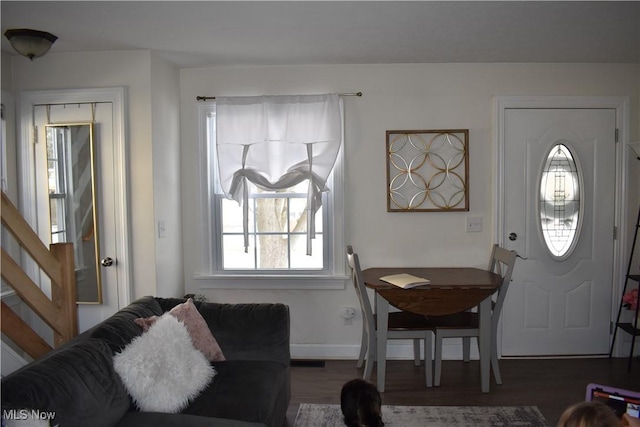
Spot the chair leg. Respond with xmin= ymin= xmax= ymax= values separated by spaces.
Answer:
xmin=413 ymin=338 xmax=421 ymax=366
xmin=363 ymin=334 xmax=375 ymax=381
xmin=434 ymin=332 xmax=443 ymax=386
xmin=356 ymin=326 xmax=367 ymax=369
xmin=424 ymin=333 xmax=433 ymax=387
xmin=462 ymin=337 xmax=471 ymax=362
xmin=491 ymin=339 xmax=502 ymax=385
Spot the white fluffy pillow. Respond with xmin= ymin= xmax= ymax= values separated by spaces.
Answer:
xmin=113 ymin=314 xmax=216 ymax=413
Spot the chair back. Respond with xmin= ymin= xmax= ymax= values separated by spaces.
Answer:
xmin=346 ymin=245 xmax=376 ymax=337
xmin=487 ymin=244 xmax=518 ymax=328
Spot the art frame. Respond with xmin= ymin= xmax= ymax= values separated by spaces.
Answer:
xmin=386 ymin=129 xmax=469 ymax=212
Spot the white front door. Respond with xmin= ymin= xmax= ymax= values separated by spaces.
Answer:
xmin=500 ymin=107 xmax=617 ymax=356
xmin=23 ymin=88 xmax=130 ymax=333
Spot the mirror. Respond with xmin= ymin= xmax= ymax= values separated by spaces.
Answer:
xmin=46 ymin=123 xmax=102 ymax=303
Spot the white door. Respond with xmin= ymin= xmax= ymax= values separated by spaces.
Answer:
xmin=501 ymin=108 xmax=616 ymax=356
xmin=23 ymin=88 xmax=129 ymax=333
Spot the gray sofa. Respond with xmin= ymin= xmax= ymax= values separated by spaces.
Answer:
xmin=1 ymin=296 xmax=291 ymax=427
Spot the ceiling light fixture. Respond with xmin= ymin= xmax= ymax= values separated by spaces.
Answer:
xmin=4 ymin=28 xmax=57 ymax=60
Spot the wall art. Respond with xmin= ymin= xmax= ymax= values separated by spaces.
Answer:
xmin=386 ymin=129 xmax=469 ymax=212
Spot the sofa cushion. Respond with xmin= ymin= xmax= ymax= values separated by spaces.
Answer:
xmin=135 ymin=298 xmax=225 ymax=362
xmin=182 ymin=360 xmax=288 ymax=427
xmin=114 ymin=314 xmax=216 ymax=413
xmin=1 ymin=338 xmax=130 ymax=427
xmin=155 ymin=298 xmax=290 ymax=366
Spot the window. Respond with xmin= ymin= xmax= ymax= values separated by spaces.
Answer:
xmin=197 ymin=101 xmax=346 ymax=289
xmin=216 ymin=180 xmax=325 ymax=270
xmin=47 ymin=127 xmax=69 ymax=244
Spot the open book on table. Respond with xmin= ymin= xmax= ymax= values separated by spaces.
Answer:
xmin=379 ymin=273 xmax=430 ymax=289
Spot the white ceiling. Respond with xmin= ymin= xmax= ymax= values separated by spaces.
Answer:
xmin=2 ymin=1 xmax=639 ymax=68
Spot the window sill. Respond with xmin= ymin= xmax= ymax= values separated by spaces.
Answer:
xmin=193 ymin=274 xmax=349 ymax=290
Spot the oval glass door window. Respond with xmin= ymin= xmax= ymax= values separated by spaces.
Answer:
xmin=539 ymin=142 xmax=583 ymax=259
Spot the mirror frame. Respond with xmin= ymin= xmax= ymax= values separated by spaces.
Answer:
xmin=45 ymin=122 xmax=102 ymax=304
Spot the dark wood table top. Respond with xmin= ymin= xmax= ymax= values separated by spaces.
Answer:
xmin=362 ymin=267 xmax=502 ymax=316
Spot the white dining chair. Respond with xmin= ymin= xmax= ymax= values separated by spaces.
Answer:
xmin=431 ymin=244 xmax=518 ymax=386
xmin=346 ymin=245 xmax=435 ymax=388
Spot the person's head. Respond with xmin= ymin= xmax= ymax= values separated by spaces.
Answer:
xmin=340 ymin=378 xmax=384 ymax=427
xmin=557 ymin=401 xmax=621 ymax=427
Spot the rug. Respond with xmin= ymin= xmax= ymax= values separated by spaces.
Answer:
xmin=293 ymin=403 xmax=549 ymax=427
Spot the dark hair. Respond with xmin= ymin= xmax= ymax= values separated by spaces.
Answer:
xmin=340 ymin=379 xmax=384 ymax=427
xmin=557 ymin=401 xmax=620 ymax=427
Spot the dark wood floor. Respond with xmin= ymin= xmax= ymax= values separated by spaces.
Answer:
xmin=286 ymin=358 xmax=640 ymax=426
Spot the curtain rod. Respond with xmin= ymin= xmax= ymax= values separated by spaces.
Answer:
xmin=33 ymin=101 xmax=112 ymax=108
xmin=196 ymin=92 xmax=362 ymax=102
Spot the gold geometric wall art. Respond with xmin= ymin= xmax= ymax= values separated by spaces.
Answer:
xmin=386 ymin=129 xmax=469 ymax=212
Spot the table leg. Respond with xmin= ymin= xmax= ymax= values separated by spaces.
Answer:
xmin=375 ymin=293 xmax=389 ymax=393
xmin=478 ymin=296 xmax=491 ymax=393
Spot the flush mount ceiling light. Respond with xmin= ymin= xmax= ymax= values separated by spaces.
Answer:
xmin=4 ymin=28 xmax=57 ymax=60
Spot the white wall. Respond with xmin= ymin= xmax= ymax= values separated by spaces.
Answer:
xmin=150 ymin=53 xmax=183 ymax=298
xmin=3 ymin=53 xmax=638 ymax=359
xmin=180 ymin=63 xmax=640 ymax=358
xmin=1 ymin=53 xmax=12 ymax=91
xmin=1 ymin=53 xmax=17 ymax=202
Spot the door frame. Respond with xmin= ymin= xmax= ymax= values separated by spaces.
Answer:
xmin=18 ymin=87 xmax=131 ymax=310
xmin=493 ymin=95 xmax=631 ymax=357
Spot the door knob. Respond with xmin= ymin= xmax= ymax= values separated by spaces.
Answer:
xmin=508 ymin=233 xmax=518 ymax=241
xmin=100 ymin=257 xmax=115 ymax=267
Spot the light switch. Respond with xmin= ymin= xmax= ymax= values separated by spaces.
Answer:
xmin=466 ymin=217 xmax=483 ymax=232
xmin=158 ymin=220 xmax=167 ymax=239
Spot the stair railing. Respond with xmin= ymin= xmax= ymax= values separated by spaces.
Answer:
xmin=1 ymin=191 xmax=77 ymax=359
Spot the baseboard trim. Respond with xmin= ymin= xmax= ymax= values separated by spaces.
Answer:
xmin=291 ymin=341 xmax=479 ymax=361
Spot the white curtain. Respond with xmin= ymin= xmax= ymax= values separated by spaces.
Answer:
xmin=216 ymin=93 xmax=342 ymax=255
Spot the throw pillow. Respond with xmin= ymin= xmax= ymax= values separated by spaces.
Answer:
xmin=133 ymin=315 xmax=158 ymax=331
xmin=134 ymin=298 xmax=225 ymax=362
xmin=114 ymin=314 xmax=216 ymax=413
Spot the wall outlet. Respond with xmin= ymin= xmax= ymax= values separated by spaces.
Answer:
xmin=340 ymin=307 xmax=356 ymax=325
xmin=466 ymin=216 xmax=483 ymax=232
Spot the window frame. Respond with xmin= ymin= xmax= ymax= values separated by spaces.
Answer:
xmin=194 ymin=102 xmax=347 ymax=290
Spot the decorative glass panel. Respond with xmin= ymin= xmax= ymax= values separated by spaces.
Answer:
xmin=539 ymin=143 xmax=582 ymax=259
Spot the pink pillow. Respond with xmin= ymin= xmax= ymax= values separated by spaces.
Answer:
xmin=134 ymin=298 xmax=225 ymax=362
xmin=134 ymin=315 xmax=158 ymax=331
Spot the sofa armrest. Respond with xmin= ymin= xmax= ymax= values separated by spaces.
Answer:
xmin=156 ymin=298 xmax=290 ymax=366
